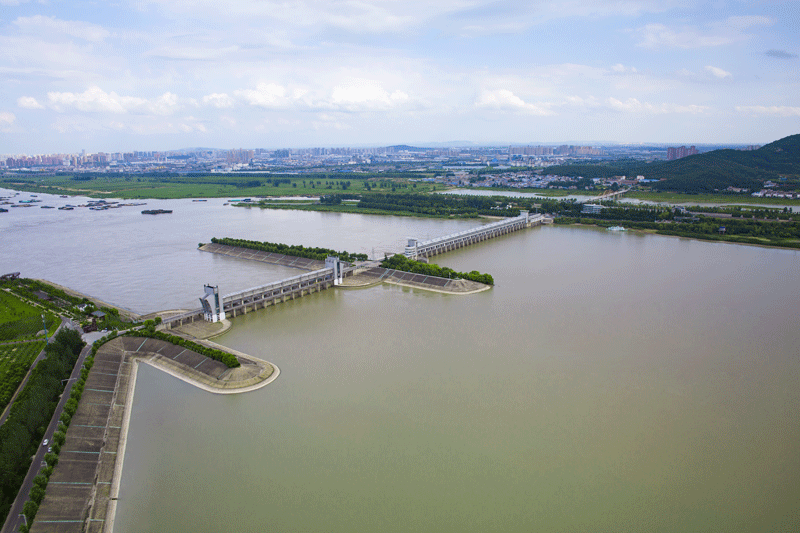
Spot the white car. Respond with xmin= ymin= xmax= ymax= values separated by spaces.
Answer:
xmin=42 ymin=439 xmax=49 ymax=447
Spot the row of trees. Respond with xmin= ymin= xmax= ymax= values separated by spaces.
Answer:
xmin=0 ymin=328 xmax=84 ymax=526
xmin=381 ymin=254 xmax=494 ymax=285
xmin=127 ymin=328 xmax=240 ymax=368
xmin=554 ymin=214 xmax=800 ymax=247
xmin=358 ymin=193 xmax=520 ymax=218
xmin=20 ymin=330 xmax=120 ymax=532
xmin=210 ymin=237 xmax=368 ymax=262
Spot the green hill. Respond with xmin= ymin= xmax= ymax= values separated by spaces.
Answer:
xmin=547 ymin=134 xmax=800 ymax=193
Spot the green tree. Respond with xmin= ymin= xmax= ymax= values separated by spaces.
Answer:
xmin=29 ymin=486 xmax=45 ymax=505
xmin=23 ymin=500 xmax=38 ymax=522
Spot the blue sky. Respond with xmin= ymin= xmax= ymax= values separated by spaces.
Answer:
xmin=1 ymin=0 xmax=798 ymax=154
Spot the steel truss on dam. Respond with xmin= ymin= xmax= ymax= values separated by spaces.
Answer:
xmin=164 ymin=214 xmax=543 ymax=328
xmin=163 ymin=258 xmax=345 ymax=328
xmin=404 ymin=211 xmax=544 ymax=259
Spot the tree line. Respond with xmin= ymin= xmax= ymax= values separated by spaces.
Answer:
xmin=210 ymin=237 xmax=369 ymax=262
xmin=381 ymin=254 xmax=494 ymax=285
xmin=358 ymin=193 xmax=520 ymax=218
xmin=0 ymin=328 xmax=84 ymax=526
xmin=130 ymin=326 xmax=240 ymax=368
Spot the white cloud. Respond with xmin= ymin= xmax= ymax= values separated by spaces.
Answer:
xmin=328 ymin=81 xmax=409 ymax=110
xmin=705 ymin=66 xmax=732 ymax=79
xmin=17 ymin=96 xmax=45 ymax=109
xmin=475 ymin=89 xmax=554 ymax=116
xmin=51 ymin=115 xmax=209 ymax=134
xmin=605 ymin=97 xmax=708 ymax=114
xmin=146 ymin=46 xmax=240 ymax=61
xmin=231 ymin=80 xmax=410 ymax=111
xmin=13 ymin=15 xmax=111 ymax=42
xmin=203 ymin=93 xmax=235 ymax=108
xmin=609 ymin=63 xmax=638 ymax=74
xmin=234 ymin=83 xmax=291 ymax=108
xmin=723 ymin=16 xmax=773 ymax=31
xmin=736 ymin=106 xmax=800 ymax=117
xmin=0 ymin=112 xmax=15 ymax=132
xmin=45 ymin=86 xmax=187 ymax=115
xmin=635 ymin=16 xmax=773 ymax=49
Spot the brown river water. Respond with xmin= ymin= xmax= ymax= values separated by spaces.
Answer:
xmin=2 ymin=188 xmax=798 ymax=532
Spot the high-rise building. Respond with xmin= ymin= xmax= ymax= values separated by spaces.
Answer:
xmin=666 ymin=146 xmax=698 ymax=160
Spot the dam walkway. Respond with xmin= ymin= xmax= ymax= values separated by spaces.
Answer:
xmin=166 ymin=212 xmax=545 ymax=327
xmin=404 ymin=211 xmax=544 ymax=259
xmin=163 ymin=260 xmax=347 ymax=328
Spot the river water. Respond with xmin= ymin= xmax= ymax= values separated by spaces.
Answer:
xmin=3 ymin=189 xmax=799 ymax=531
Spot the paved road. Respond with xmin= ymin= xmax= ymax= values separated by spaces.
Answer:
xmin=0 ymin=333 xmax=91 ymax=533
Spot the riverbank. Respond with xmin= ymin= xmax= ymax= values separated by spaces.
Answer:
xmin=342 ymin=266 xmax=492 ymax=294
xmin=558 ymin=221 xmax=800 ymax=250
xmin=32 ymin=279 xmax=141 ymax=322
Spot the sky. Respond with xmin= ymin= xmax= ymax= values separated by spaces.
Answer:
xmin=1 ymin=0 xmax=799 ymax=154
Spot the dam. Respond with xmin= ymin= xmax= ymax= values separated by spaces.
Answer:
xmin=165 ymin=212 xmax=543 ymax=327
xmin=404 ymin=211 xmax=544 ymax=259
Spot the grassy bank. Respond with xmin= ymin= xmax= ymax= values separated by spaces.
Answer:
xmin=554 ymin=218 xmax=800 ymax=249
xmin=626 ymin=191 xmax=800 ymax=206
xmin=1 ymin=174 xmax=442 ymax=200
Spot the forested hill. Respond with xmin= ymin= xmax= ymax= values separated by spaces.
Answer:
xmin=547 ymin=134 xmax=800 ymax=193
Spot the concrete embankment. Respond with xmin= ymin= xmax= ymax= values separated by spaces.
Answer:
xmin=199 ymin=245 xmax=490 ymax=295
xmin=199 ymin=243 xmax=326 ymax=271
xmin=29 ymin=336 xmax=278 ymax=533
xmin=341 ymin=267 xmax=491 ymax=295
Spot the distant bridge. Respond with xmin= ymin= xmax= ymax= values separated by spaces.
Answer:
xmin=582 ymin=187 xmax=631 ymax=203
xmin=404 ymin=211 xmax=544 ymax=259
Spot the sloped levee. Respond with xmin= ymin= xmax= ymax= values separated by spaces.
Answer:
xmin=199 ymin=243 xmax=326 ymax=271
xmin=29 ymin=337 xmax=278 ymax=533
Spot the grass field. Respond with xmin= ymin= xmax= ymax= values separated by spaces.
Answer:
xmin=0 ymin=340 xmax=45 ymax=411
xmin=2 ymin=174 xmax=443 ymax=200
xmin=626 ymin=191 xmax=800 ymax=206
xmin=236 ymin=202 xmax=467 ymax=218
xmin=0 ymin=289 xmax=40 ymax=325
xmin=0 ymin=290 xmax=60 ymax=341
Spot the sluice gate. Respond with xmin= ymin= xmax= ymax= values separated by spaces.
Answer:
xmin=404 ymin=211 xmax=544 ymax=259
xmin=163 ymin=258 xmax=347 ymax=328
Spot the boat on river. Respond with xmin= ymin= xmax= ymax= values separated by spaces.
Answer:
xmin=607 ymin=226 xmax=626 ymax=231
xmin=142 ymin=209 xmax=173 ymax=215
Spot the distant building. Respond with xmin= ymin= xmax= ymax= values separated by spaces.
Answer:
xmin=582 ymin=204 xmax=604 ymax=215
xmin=666 ymin=146 xmax=698 ymax=160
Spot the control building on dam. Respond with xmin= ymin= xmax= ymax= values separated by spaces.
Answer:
xmin=163 ymin=257 xmax=346 ymax=328
xmin=404 ymin=211 xmax=544 ymax=259
xmin=163 ymin=213 xmax=543 ymax=328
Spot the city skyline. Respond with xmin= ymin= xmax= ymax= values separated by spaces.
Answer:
xmin=1 ymin=0 xmax=798 ymax=153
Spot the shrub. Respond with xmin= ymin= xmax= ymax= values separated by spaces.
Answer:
xmin=22 ymin=500 xmax=38 ymax=522
xmin=29 ymin=486 xmax=45 ymax=505
xmin=32 ymin=475 xmax=48 ymax=491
